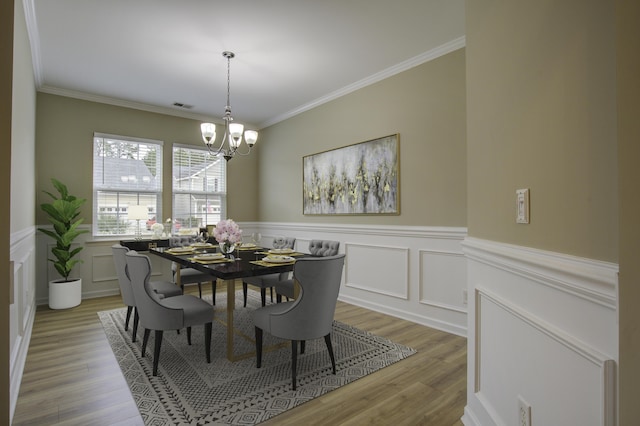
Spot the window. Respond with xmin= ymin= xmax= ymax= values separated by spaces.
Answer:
xmin=93 ymin=133 xmax=163 ymax=237
xmin=172 ymin=145 xmax=226 ymax=234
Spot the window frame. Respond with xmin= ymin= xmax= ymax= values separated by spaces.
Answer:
xmin=92 ymin=132 xmax=164 ymax=238
xmin=172 ymin=144 xmax=227 ymax=234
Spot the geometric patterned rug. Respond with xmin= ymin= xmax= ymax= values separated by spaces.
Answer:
xmin=98 ymin=291 xmax=416 ymax=425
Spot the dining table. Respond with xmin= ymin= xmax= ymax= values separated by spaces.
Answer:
xmin=148 ymin=244 xmax=304 ymax=361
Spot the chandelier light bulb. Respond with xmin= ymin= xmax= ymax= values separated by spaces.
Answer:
xmin=244 ymin=130 xmax=258 ymax=147
xmin=200 ymin=123 xmax=216 ymax=144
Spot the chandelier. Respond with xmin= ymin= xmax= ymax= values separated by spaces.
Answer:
xmin=200 ymin=51 xmax=258 ymax=161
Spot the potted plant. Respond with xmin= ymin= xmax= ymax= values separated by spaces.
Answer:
xmin=38 ymin=178 xmax=89 ymax=309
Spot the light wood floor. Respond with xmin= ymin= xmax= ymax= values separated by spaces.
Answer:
xmin=13 ymin=284 xmax=467 ymax=425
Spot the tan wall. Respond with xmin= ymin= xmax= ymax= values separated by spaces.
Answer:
xmin=466 ymin=0 xmax=618 ymax=262
xmin=616 ymin=0 xmax=640 ymax=423
xmin=257 ymin=48 xmax=467 ymax=226
xmin=35 ymin=93 xmax=259 ymax=225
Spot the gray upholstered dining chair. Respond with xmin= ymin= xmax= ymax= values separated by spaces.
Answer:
xmin=125 ymin=250 xmax=215 ymax=376
xmin=274 ymin=240 xmax=340 ymax=302
xmin=242 ymin=236 xmax=296 ymax=307
xmin=253 ymin=253 xmax=346 ymax=390
xmin=169 ymin=236 xmax=217 ymax=303
xmin=112 ymin=244 xmax=183 ymax=342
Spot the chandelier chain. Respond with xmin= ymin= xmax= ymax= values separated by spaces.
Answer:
xmin=226 ymin=54 xmax=231 ymax=112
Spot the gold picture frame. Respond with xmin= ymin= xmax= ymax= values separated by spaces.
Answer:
xmin=303 ymin=134 xmax=400 ymax=215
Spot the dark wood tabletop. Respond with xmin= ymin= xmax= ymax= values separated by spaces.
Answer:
xmin=149 ymin=246 xmax=301 ymax=280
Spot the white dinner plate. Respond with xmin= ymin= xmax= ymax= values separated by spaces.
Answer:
xmin=240 ymin=243 xmax=257 ymax=248
xmin=262 ymin=255 xmax=295 ymax=263
xmin=191 ymin=242 xmax=214 ymax=248
xmin=168 ymin=247 xmax=194 ymax=254
xmin=193 ymin=253 xmax=224 ymax=261
xmin=268 ymin=248 xmax=294 ymax=255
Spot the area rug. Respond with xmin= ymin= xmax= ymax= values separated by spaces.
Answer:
xmin=98 ymin=291 xmax=416 ymax=425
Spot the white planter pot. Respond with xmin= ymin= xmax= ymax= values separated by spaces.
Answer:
xmin=49 ymin=278 xmax=82 ymax=309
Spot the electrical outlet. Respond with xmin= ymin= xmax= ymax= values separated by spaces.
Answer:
xmin=518 ymin=395 xmax=532 ymax=426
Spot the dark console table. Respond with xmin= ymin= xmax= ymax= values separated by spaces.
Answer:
xmin=119 ymin=239 xmax=170 ymax=251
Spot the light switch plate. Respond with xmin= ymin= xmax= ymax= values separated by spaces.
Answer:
xmin=516 ymin=189 xmax=530 ymax=224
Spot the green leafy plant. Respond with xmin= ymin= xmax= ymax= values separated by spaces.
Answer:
xmin=38 ymin=178 xmax=89 ymax=282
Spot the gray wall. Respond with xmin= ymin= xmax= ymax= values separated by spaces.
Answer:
xmin=466 ymin=0 xmax=617 ymax=263
xmin=35 ymin=93 xmax=260 ymax=225
xmin=616 ymin=0 xmax=640 ymax=423
xmin=257 ymin=48 xmax=467 ymax=227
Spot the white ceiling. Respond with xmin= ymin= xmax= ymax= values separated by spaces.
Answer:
xmin=27 ymin=0 xmax=465 ymax=129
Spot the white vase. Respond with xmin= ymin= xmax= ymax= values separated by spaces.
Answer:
xmin=49 ymin=278 xmax=82 ymax=309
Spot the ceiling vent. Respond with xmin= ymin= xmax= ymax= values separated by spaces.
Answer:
xmin=172 ymin=102 xmax=193 ymax=109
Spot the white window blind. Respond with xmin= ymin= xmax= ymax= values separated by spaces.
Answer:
xmin=172 ymin=144 xmax=226 ymax=233
xmin=92 ymin=133 xmax=163 ymax=236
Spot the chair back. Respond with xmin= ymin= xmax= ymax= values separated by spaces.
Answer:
xmin=273 ymin=236 xmax=296 ymax=250
xmin=125 ymin=251 xmax=183 ymax=330
xmin=308 ymin=240 xmax=340 ymax=256
xmin=170 ymin=236 xmax=195 ymax=247
xmin=269 ymin=254 xmax=345 ymax=340
xmin=112 ymin=244 xmax=135 ymax=306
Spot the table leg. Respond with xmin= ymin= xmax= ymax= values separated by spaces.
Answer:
xmin=225 ymin=278 xmax=235 ymax=361
xmin=175 ymin=265 xmax=182 ymax=288
xmin=219 ymin=277 xmax=288 ymax=362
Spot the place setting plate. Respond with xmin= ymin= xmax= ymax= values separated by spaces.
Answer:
xmin=191 ymin=242 xmax=214 ymax=248
xmin=268 ymin=248 xmax=294 ymax=255
xmin=262 ymin=255 xmax=295 ymax=264
xmin=166 ymin=247 xmax=195 ymax=254
xmin=193 ymin=253 xmax=225 ymax=261
xmin=238 ymin=243 xmax=258 ymax=250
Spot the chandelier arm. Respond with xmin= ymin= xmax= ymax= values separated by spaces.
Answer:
xmin=230 ymin=143 xmax=253 ymax=156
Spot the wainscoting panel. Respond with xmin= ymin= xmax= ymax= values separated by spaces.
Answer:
xmin=420 ymin=249 xmax=467 ymax=313
xmin=36 ymin=230 xmax=175 ymax=304
xmin=344 ymin=242 xmax=409 ymax=299
xmin=10 ymin=227 xmax=37 ymax=422
xmin=255 ymin=222 xmax=468 ymax=336
xmin=92 ymin=252 xmax=117 ymax=283
xmin=462 ymin=237 xmax=618 ymax=426
xmin=34 ymin=223 xmax=467 ymax=337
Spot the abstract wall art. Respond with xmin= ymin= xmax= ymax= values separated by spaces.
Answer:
xmin=303 ymin=134 xmax=399 ymax=215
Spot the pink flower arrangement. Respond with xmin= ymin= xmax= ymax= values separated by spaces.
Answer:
xmin=213 ymin=219 xmax=243 ymax=244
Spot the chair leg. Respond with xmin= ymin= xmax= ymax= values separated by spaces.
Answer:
xmin=242 ymin=282 xmax=248 ymax=307
xmin=324 ymin=334 xmax=336 ymax=375
xmin=142 ymin=328 xmax=150 ymax=357
xmin=132 ymin=308 xmax=139 ymax=342
xmin=301 ymin=340 xmax=306 ymax=354
xmin=270 ymin=287 xmax=273 ymax=302
xmin=211 ymin=281 xmax=216 ymax=305
xmin=205 ymin=322 xmax=212 ymax=363
xmin=260 ymin=288 xmax=266 ymax=306
xmin=198 ymin=283 xmax=202 ymax=298
xmin=255 ymin=326 xmax=263 ymax=368
xmin=187 ymin=326 xmax=192 ymax=345
xmin=153 ymin=330 xmax=163 ymax=376
xmin=276 ymin=294 xmax=282 ymax=303
xmin=125 ymin=306 xmax=133 ymax=331
xmin=291 ymin=340 xmax=298 ymax=390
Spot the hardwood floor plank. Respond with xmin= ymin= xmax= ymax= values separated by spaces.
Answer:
xmin=14 ymin=287 xmax=467 ymax=425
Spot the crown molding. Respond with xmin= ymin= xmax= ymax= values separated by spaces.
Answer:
xmin=22 ymin=0 xmax=43 ymax=87
xmin=37 ymin=85 xmax=219 ymax=123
